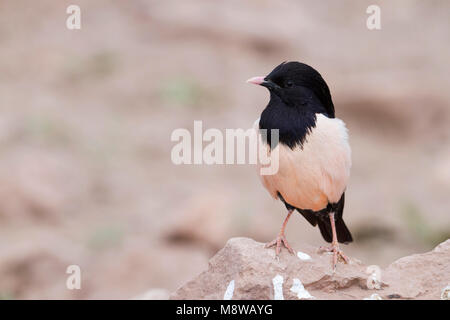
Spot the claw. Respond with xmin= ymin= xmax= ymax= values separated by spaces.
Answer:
xmin=266 ymin=209 xmax=295 ymax=257
xmin=266 ymin=234 xmax=295 ymax=256
xmin=317 ymin=212 xmax=350 ymax=272
xmin=318 ymin=244 xmax=349 ymax=271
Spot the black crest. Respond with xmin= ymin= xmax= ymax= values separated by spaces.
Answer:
xmin=266 ymin=61 xmax=335 ymax=118
xmin=259 ymin=61 xmax=335 ymax=149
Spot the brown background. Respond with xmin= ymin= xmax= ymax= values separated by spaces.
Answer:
xmin=0 ymin=0 xmax=449 ymax=299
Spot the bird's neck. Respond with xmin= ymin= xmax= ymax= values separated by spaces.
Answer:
xmin=259 ymin=97 xmax=318 ymax=149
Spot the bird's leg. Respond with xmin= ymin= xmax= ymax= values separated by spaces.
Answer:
xmin=265 ymin=209 xmax=295 ymax=256
xmin=319 ymin=212 xmax=349 ymax=271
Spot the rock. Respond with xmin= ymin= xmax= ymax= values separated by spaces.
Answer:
xmin=170 ymin=237 xmax=450 ymax=300
xmin=382 ymin=239 xmax=450 ymax=300
xmin=441 ymin=285 xmax=450 ymax=300
xmin=132 ymin=288 xmax=170 ymax=300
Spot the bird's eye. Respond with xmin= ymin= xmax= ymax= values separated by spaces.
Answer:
xmin=285 ymin=80 xmax=294 ymax=88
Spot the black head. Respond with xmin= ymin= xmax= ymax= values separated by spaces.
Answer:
xmin=248 ymin=61 xmax=335 ymax=118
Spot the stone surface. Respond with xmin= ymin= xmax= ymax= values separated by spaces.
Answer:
xmin=169 ymin=238 xmax=450 ymax=300
xmin=132 ymin=288 xmax=170 ymax=300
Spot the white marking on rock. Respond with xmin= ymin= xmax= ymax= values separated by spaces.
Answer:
xmin=365 ymin=265 xmax=382 ymax=290
xmin=272 ymin=275 xmax=284 ymax=300
xmin=297 ymin=251 xmax=312 ymax=261
xmin=290 ymin=278 xmax=314 ymax=299
xmin=223 ymin=280 xmax=235 ymax=300
xmin=363 ymin=293 xmax=382 ymax=300
xmin=441 ymin=285 xmax=450 ymax=300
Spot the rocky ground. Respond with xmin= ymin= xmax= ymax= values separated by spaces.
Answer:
xmin=168 ymin=237 xmax=450 ymax=300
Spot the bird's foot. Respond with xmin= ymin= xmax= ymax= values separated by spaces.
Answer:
xmin=318 ymin=243 xmax=349 ymax=272
xmin=265 ymin=233 xmax=295 ymax=256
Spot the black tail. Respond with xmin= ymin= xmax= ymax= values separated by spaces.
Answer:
xmin=318 ymin=217 xmax=353 ymax=244
xmin=278 ymin=191 xmax=353 ymax=244
xmin=318 ymin=193 xmax=353 ymax=244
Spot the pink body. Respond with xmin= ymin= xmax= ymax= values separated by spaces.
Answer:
xmin=255 ymin=114 xmax=351 ymax=211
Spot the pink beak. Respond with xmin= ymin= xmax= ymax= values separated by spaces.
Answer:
xmin=246 ymin=76 xmax=265 ymax=85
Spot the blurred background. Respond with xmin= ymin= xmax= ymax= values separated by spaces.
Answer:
xmin=0 ymin=0 xmax=449 ymax=299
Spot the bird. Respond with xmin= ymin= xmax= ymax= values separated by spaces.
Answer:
xmin=247 ymin=61 xmax=353 ymax=271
